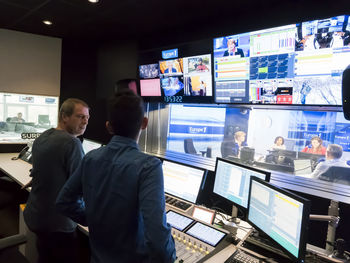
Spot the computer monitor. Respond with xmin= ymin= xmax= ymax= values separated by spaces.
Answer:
xmin=247 ymin=177 xmax=310 ymax=263
xmin=162 ymin=160 xmax=206 ymax=204
xmin=213 ymin=158 xmax=270 ymax=210
xmin=277 ymin=149 xmax=298 ymax=159
xmin=297 ymin=151 xmax=325 ymax=161
xmin=82 ymin=139 xmax=102 ymax=154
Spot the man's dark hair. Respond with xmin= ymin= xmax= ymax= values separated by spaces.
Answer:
xmin=107 ymin=90 xmax=144 ymax=139
xmin=59 ymin=98 xmax=89 ymax=122
xmin=114 ymin=78 xmax=136 ymax=93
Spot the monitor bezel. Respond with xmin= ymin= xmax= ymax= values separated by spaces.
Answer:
xmin=212 ymin=157 xmax=271 ymax=211
xmin=162 ymin=159 xmax=207 ymax=204
xmin=247 ymin=177 xmax=311 ymax=263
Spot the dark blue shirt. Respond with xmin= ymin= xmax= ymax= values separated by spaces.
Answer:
xmin=56 ymin=135 xmax=176 ymax=263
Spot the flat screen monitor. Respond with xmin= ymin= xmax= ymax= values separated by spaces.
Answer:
xmin=140 ymin=79 xmax=162 ymax=97
xmin=213 ymin=158 xmax=270 ymax=210
xmin=139 ymin=54 xmax=213 ymax=103
xmin=277 ymin=149 xmax=298 ymax=159
xmin=293 ymin=159 xmax=312 ymax=175
xmin=247 ymin=177 xmax=310 ymax=263
xmin=139 ymin=63 xmax=159 ymax=79
xmin=162 ymin=160 xmax=206 ymax=204
xmin=213 ymin=14 xmax=350 ymax=106
xmin=166 ymin=210 xmax=194 ymax=231
xmin=297 ymin=151 xmax=325 ymax=161
xmin=185 ymin=221 xmax=227 ymax=247
xmin=82 ymin=139 xmax=102 ymax=154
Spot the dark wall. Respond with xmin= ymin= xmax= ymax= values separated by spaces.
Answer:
xmin=60 ymin=39 xmax=138 ymax=144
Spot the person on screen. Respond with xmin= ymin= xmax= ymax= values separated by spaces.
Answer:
xmin=223 ymin=39 xmax=244 ymax=57
xmin=311 ymin=144 xmax=348 ymax=179
xmin=221 ymin=131 xmax=247 ymax=158
xmin=199 ymin=80 xmax=206 ymax=96
xmin=271 ymin=136 xmax=286 ymax=150
xmin=301 ymin=136 xmax=326 ymax=155
xmin=195 ymin=58 xmax=209 ymax=72
xmin=164 ymin=61 xmax=177 ymax=74
xmin=11 ymin=112 xmax=25 ymax=123
xmin=56 ymin=90 xmax=176 ymax=263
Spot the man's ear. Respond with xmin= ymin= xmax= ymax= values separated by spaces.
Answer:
xmin=105 ymin=121 xmax=114 ymax=135
xmin=141 ymin=117 xmax=148 ymax=130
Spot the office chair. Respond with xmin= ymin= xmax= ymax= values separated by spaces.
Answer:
xmin=184 ymin=139 xmax=198 ymax=155
xmin=318 ymin=166 xmax=350 ymax=185
xmin=184 ymin=139 xmax=211 ymax=157
xmin=206 ymin=147 xmax=212 ymax=158
xmin=0 ymin=180 xmax=28 ymax=262
xmin=221 ymin=140 xmax=235 ymax=158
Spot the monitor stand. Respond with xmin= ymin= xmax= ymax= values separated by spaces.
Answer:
xmin=231 ymin=205 xmax=238 ymax=218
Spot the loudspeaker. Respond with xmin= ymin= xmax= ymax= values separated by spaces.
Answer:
xmin=342 ymin=65 xmax=350 ymax=120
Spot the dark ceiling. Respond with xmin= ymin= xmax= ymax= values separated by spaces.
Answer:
xmin=1 ymin=0 xmax=350 ymax=47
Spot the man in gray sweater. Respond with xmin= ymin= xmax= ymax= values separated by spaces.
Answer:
xmin=23 ymin=98 xmax=89 ymax=263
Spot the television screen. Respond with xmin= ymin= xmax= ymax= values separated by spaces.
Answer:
xmin=139 ymin=54 xmax=213 ymax=103
xmin=162 ymin=160 xmax=205 ymax=204
xmin=139 ymin=63 xmax=159 ymax=79
xmin=247 ymin=177 xmax=310 ymax=262
xmin=214 ymin=15 xmax=350 ymax=106
xmin=159 ymin=58 xmax=183 ymax=77
xmin=213 ymin=158 xmax=270 ymax=210
xmin=140 ymin=79 xmax=161 ymax=96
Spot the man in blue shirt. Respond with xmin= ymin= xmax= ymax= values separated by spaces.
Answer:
xmin=56 ymin=90 xmax=176 ymax=263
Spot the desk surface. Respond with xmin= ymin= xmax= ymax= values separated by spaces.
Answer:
xmin=0 ymin=153 xmax=32 ymax=186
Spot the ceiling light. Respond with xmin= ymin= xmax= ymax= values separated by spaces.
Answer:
xmin=88 ymin=0 xmax=99 ymax=3
xmin=43 ymin=20 xmax=52 ymax=26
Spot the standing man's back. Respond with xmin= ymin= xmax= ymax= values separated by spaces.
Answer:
xmin=57 ymin=90 xmax=176 ymax=263
xmin=24 ymin=98 xmax=89 ymax=263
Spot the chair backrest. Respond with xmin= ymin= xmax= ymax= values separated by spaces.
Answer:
xmin=318 ymin=166 xmax=350 ymax=185
xmin=221 ymin=140 xmax=234 ymax=158
xmin=283 ymin=138 xmax=295 ymax=151
xmin=206 ymin=147 xmax=212 ymax=158
xmin=184 ymin=139 xmax=197 ymax=154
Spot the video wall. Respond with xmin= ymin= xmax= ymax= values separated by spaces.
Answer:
xmin=139 ymin=54 xmax=213 ymax=103
xmin=138 ymin=14 xmax=350 ymax=106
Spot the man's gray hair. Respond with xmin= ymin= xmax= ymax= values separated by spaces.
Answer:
xmin=327 ymin=144 xmax=343 ymax=159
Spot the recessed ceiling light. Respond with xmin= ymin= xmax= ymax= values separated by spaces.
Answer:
xmin=43 ymin=20 xmax=52 ymax=25
xmin=88 ymin=0 xmax=99 ymax=3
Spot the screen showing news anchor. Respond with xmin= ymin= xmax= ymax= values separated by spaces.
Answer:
xmin=159 ymin=59 xmax=183 ymax=77
xmin=213 ymin=15 xmax=350 ymax=106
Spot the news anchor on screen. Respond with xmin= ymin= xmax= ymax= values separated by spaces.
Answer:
xmin=221 ymin=131 xmax=247 ymax=158
xmin=223 ymin=39 xmax=244 ymax=57
xmin=164 ymin=61 xmax=177 ymax=74
xmin=301 ymin=136 xmax=326 ymax=155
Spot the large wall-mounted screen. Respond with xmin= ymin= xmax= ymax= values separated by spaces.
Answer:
xmin=214 ymin=15 xmax=350 ymax=106
xmin=138 ymin=54 xmax=213 ymax=103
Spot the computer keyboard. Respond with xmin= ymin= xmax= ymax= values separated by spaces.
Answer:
xmin=165 ymin=196 xmax=192 ymax=211
xmin=224 ymin=249 xmax=261 ymax=263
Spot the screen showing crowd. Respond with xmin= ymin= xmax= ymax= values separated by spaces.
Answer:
xmin=214 ymin=15 xmax=350 ymax=105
